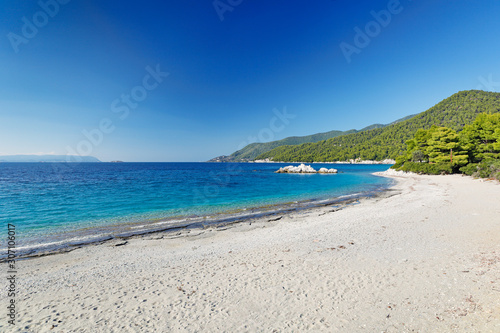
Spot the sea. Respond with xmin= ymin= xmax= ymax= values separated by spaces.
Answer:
xmin=0 ymin=162 xmax=392 ymax=258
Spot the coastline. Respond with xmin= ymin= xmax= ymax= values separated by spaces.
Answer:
xmin=6 ymin=173 xmax=500 ymax=332
xmin=4 ymin=181 xmax=394 ymax=261
xmin=211 ymin=159 xmax=396 ymax=164
xmin=0 ymin=163 xmax=392 ymax=261
xmin=252 ymin=159 xmax=396 ymax=164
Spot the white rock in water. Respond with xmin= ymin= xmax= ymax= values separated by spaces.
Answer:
xmin=276 ymin=164 xmax=337 ymax=173
xmin=276 ymin=163 xmax=317 ymax=173
xmin=318 ymin=167 xmax=338 ymax=174
xmin=300 ymin=164 xmax=316 ymax=173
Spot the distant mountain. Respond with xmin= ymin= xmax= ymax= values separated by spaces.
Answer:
xmin=209 ymin=115 xmax=415 ymax=162
xmin=0 ymin=155 xmax=101 ymax=162
xmin=257 ymin=90 xmax=500 ymax=162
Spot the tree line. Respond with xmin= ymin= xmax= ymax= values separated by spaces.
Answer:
xmin=394 ymin=113 xmax=500 ymax=179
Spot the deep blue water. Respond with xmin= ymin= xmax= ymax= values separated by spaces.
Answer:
xmin=0 ymin=162 xmax=392 ymax=256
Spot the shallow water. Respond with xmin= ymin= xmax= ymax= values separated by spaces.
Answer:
xmin=0 ymin=162 xmax=391 ymax=256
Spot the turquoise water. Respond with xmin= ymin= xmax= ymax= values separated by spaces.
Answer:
xmin=0 ymin=162 xmax=391 ymax=256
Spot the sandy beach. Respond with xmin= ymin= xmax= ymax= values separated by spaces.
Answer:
xmin=4 ymin=172 xmax=500 ymax=332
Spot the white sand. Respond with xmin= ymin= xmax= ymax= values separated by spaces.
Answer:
xmin=4 ymin=173 xmax=500 ymax=332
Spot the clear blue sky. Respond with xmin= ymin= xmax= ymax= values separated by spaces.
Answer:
xmin=1 ymin=0 xmax=500 ymax=162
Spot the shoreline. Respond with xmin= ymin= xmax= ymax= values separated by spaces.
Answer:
xmin=6 ymin=172 xmax=500 ymax=332
xmin=4 ymin=180 xmax=395 ymax=262
xmin=210 ymin=160 xmax=396 ymax=164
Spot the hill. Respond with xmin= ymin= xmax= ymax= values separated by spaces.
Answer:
xmin=210 ymin=115 xmax=415 ymax=162
xmin=256 ymin=90 xmax=500 ymax=162
xmin=0 ymin=155 xmax=101 ymax=162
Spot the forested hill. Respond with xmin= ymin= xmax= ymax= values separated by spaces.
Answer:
xmin=210 ymin=115 xmax=415 ymax=162
xmin=256 ymin=90 xmax=500 ymax=162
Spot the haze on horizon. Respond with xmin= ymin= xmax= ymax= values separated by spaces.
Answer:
xmin=1 ymin=0 xmax=500 ymax=162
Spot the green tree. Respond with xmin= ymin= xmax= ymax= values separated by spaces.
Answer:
xmin=426 ymin=127 xmax=468 ymax=166
xmin=405 ymin=128 xmax=433 ymax=161
xmin=411 ymin=150 xmax=426 ymax=162
xmin=460 ymin=113 xmax=500 ymax=162
xmin=397 ymin=126 xmax=468 ymax=168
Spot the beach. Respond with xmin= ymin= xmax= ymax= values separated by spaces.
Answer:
xmin=6 ymin=172 xmax=500 ymax=332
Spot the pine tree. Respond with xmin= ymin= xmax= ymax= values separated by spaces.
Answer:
xmin=426 ymin=127 xmax=468 ymax=166
xmin=460 ymin=113 xmax=500 ymax=161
